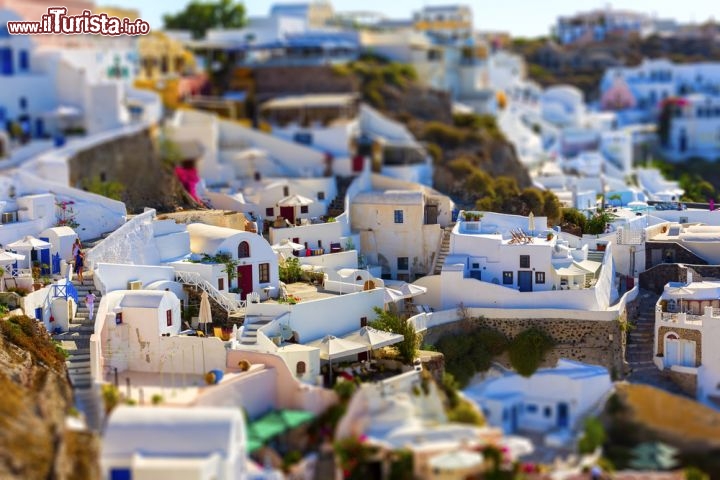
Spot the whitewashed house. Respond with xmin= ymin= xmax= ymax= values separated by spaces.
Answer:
xmin=464 ymin=359 xmax=612 ymax=436
xmin=186 ymin=223 xmax=279 ymax=300
xmin=661 ymin=93 xmax=720 ymax=161
xmin=102 ymin=406 xmax=251 ymax=480
xmin=414 ymin=211 xmax=618 ymax=311
xmin=653 ymin=281 xmax=720 ymax=408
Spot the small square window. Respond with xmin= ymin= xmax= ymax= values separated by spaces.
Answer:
xmin=317 ymin=191 xmax=325 ymax=200
xmin=259 ymin=263 xmax=270 ymax=283
xmin=503 ymin=271 xmax=513 ymax=285
xmin=360 ymin=317 xmax=368 ymax=327
xmin=394 ymin=210 xmax=404 ymax=224
xmin=283 ymin=186 xmax=289 ymax=196
xmin=520 ymin=255 xmax=530 ymax=268
xmin=397 ymin=257 xmax=409 ymax=270
xmin=526 ymin=404 xmax=538 ymax=413
xmin=544 ymin=406 xmax=552 ymax=418
xmin=266 ymin=207 xmax=274 ymax=217
xmin=472 ymin=263 xmax=480 ymax=269
xmin=535 ymin=272 xmax=545 ymax=284
xmin=218 ymin=278 xmax=224 ymax=291
xmin=166 ymin=309 xmax=172 ymax=327
xmin=300 ymin=205 xmax=308 ymax=214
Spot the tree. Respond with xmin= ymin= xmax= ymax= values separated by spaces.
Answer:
xmin=163 ymin=0 xmax=246 ymax=40
xmin=370 ymin=307 xmax=421 ymax=364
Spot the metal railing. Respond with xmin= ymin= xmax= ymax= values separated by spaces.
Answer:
xmin=174 ymin=270 xmax=246 ymax=315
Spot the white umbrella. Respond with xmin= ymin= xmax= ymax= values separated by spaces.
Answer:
xmin=7 ymin=236 xmax=51 ymax=249
xmin=668 ymin=285 xmax=693 ymax=313
xmin=383 ymin=287 xmax=404 ymax=304
xmin=0 ymin=251 xmax=25 ymax=264
xmin=343 ymin=326 xmax=403 ymax=350
xmin=308 ymin=335 xmax=369 ymax=360
xmin=198 ymin=291 xmax=212 ymax=334
xmin=429 ymin=450 xmax=484 ymax=472
xmin=528 ymin=211 xmax=535 ymax=233
xmin=277 ymin=194 xmax=314 ymax=207
xmin=271 ymin=239 xmax=304 ymax=251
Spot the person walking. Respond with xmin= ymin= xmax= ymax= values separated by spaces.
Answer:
xmin=75 ymin=251 xmax=84 ymax=283
xmin=72 ymin=238 xmax=82 ymax=259
xmin=85 ymin=291 xmax=96 ymax=321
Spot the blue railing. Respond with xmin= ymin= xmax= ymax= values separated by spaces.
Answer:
xmin=51 ymin=282 xmax=79 ymax=305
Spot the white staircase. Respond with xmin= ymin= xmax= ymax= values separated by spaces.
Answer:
xmin=175 ymin=270 xmax=246 ymax=317
xmin=239 ymin=318 xmax=273 ymax=346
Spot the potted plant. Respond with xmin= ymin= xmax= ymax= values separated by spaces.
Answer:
xmin=31 ymin=262 xmax=43 ymax=291
xmin=546 ymin=232 xmax=554 ymax=241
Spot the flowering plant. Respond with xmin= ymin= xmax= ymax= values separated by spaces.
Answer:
xmin=55 ymin=200 xmax=79 ymax=229
xmin=333 ymin=435 xmax=376 ymax=479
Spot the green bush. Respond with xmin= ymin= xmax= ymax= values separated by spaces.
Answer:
xmin=370 ymin=307 xmax=421 ymax=364
xmin=82 ymin=176 xmax=125 ymax=201
xmin=389 ymin=449 xmax=413 ymax=480
xmin=434 ymin=325 xmax=509 ymax=387
xmin=0 ymin=315 xmax=67 ymax=372
xmin=333 ymin=380 xmax=357 ymax=402
xmin=508 ymin=328 xmax=554 ymax=377
xmin=422 ymin=122 xmax=467 ymax=149
xmin=447 ymin=398 xmax=485 ymax=426
xmin=279 ymin=257 xmax=303 ymax=284
xmin=578 ymin=417 xmax=606 ymax=454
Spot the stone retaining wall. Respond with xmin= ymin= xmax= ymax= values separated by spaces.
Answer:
xmin=665 ymin=369 xmax=698 ymax=397
xmin=425 ymin=314 xmax=627 ymax=378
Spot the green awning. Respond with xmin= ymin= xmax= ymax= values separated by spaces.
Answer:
xmin=247 ymin=437 xmax=264 ymax=453
xmin=247 ymin=409 xmax=316 ymax=444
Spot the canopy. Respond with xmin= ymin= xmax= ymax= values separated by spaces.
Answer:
xmin=428 ymin=450 xmax=484 ymax=471
xmin=574 ymin=259 xmax=602 ymax=273
xmin=7 ymin=236 xmax=51 ymax=250
xmin=383 ymin=287 xmax=405 ymax=304
xmin=553 ymin=263 xmax=592 ymax=276
xmin=383 ymin=280 xmax=428 ymax=299
xmin=271 ymin=239 xmax=304 ymax=251
xmin=0 ymin=251 xmax=25 ymax=264
xmin=247 ymin=409 xmax=315 ymax=445
xmin=277 ymin=194 xmax=314 ymax=207
xmin=308 ymin=335 xmax=368 ymax=360
xmin=343 ymin=326 xmax=403 ymax=350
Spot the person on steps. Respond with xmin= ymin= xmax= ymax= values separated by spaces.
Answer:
xmin=85 ymin=291 xmax=96 ymax=321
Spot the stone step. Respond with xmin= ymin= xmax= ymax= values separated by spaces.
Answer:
xmin=67 ymin=354 xmax=91 ymax=363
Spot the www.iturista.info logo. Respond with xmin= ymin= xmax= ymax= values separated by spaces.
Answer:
xmin=6 ymin=7 xmax=150 ymax=35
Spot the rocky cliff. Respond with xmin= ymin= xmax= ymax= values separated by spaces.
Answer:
xmin=0 ymin=315 xmax=99 ymax=480
xmin=68 ymin=127 xmax=203 ymax=214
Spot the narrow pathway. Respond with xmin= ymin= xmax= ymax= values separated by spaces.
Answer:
xmin=625 ymin=289 xmax=688 ymax=397
xmin=53 ymin=272 xmax=103 ymax=430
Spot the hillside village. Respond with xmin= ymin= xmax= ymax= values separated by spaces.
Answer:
xmin=2 ymin=1 xmax=720 ymax=479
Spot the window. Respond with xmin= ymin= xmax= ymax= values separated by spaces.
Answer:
xmin=360 ymin=317 xmax=368 ymax=327
xmin=503 ymin=271 xmax=513 ymax=285
xmin=520 ymin=255 xmax=530 ymax=268
xmin=300 ymin=205 xmax=308 ymax=214
xmin=19 ymin=50 xmax=29 ymax=71
xmin=259 ymin=263 xmax=270 ymax=283
xmin=218 ymin=278 xmax=224 ymax=290
xmin=166 ymin=309 xmax=172 ymax=327
xmin=296 ymin=361 xmax=306 ymax=375
xmin=472 ymin=263 xmax=480 ymax=269
xmin=544 ymin=406 xmax=552 ymax=418
xmin=238 ymin=241 xmax=250 ymax=258
xmin=19 ymin=97 xmax=27 ymax=110
xmin=397 ymin=257 xmax=409 ymax=271
xmin=525 ymin=404 xmax=538 ymax=413
xmin=265 ymin=207 xmax=274 ymax=217
xmin=317 ymin=191 xmax=325 ymax=200
xmin=535 ymin=272 xmax=545 ymax=284
xmin=283 ymin=186 xmax=290 ymax=196
xmin=394 ymin=210 xmax=404 ymax=224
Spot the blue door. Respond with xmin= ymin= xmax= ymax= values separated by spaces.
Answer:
xmin=51 ymin=252 xmax=61 ymax=274
xmin=0 ymin=48 xmax=13 ymax=75
xmin=35 ymin=118 xmax=44 ymax=137
xmin=518 ymin=271 xmax=533 ymax=292
xmin=39 ymin=240 xmax=50 ymax=275
xmin=557 ymin=402 xmax=569 ymax=428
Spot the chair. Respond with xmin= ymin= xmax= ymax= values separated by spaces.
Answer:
xmin=247 ymin=291 xmax=260 ymax=304
xmin=213 ymin=327 xmax=230 ymax=341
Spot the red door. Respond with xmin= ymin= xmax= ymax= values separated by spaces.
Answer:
xmin=237 ymin=265 xmax=253 ymax=300
xmin=280 ymin=206 xmax=295 ymax=224
xmin=352 ymin=154 xmax=364 ymax=172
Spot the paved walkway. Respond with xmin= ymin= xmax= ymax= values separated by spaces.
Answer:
xmin=625 ymin=290 xmax=689 ymax=397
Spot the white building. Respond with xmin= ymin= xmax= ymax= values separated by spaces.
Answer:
xmin=413 ymin=5 xmax=473 ymax=43
xmin=556 ymin=8 xmax=654 ymax=45
xmin=661 ymin=93 xmax=720 ymax=161
xmin=414 ymin=211 xmax=618 ymax=311
xmin=653 ymin=281 xmax=720 ymax=408
xmin=465 ymin=359 xmax=612 ymax=436
xmin=186 ymin=223 xmax=279 ymax=301
xmin=102 ymin=406 xmax=251 ymax=480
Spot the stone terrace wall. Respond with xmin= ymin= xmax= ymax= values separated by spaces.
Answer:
xmin=639 ymin=263 xmax=696 ymax=293
xmin=645 ymin=241 xmax=707 ymax=269
xmin=425 ymin=315 xmax=627 ymax=379
xmin=253 ymin=66 xmax=358 ymax=101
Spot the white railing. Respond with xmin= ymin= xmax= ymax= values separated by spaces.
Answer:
xmin=660 ymin=312 xmax=704 ymax=325
xmin=174 ymin=270 xmax=246 ymax=315
xmin=85 ymin=209 xmax=156 ymax=269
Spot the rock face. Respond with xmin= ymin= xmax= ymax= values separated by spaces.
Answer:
xmin=68 ymin=127 xmax=202 ymax=214
xmin=0 ymin=316 xmax=99 ymax=480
